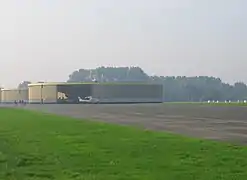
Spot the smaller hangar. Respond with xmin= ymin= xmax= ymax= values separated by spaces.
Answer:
xmin=28 ymin=82 xmax=163 ymax=104
xmin=1 ymin=88 xmax=28 ymax=103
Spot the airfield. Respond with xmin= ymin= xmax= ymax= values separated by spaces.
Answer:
xmin=23 ymin=103 xmax=247 ymax=144
xmin=2 ymin=103 xmax=247 ymax=179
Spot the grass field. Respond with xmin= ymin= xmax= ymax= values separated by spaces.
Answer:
xmin=1 ymin=108 xmax=247 ymax=180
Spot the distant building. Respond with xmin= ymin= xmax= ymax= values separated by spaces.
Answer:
xmin=28 ymin=82 xmax=163 ymax=104
xmin=1 ymin=88 xmax=28 ymax=103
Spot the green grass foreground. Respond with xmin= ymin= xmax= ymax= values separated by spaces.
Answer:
xmin=1 ymin=109 xmax=247 ymax=180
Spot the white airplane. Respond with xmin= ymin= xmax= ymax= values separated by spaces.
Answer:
xmin=78 ymin=96 xmax=100 ymax=104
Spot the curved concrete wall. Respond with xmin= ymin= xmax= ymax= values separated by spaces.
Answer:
xmin=28 ymin=85 xmax=57 ymax=103
xmin=1 ymin=89 xmax=28 ymax=103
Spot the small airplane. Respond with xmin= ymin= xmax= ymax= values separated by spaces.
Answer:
xmin=78 ymin=96 xmax=100 ymax=104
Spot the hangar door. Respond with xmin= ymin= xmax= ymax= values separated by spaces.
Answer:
xmin=57 ymin=84 xmax=92 ymax=103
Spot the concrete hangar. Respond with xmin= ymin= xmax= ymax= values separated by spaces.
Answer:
xmin=28 ymin=82 xmax=163 ymax=104
xmin=1 ymin=88 xmax=28 ymax=103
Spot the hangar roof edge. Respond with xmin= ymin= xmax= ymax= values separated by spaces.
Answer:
xmin=28 ymin=82 xmax=162 ymax=87
xmin=1 ymin=88 xmax=28 ymax=91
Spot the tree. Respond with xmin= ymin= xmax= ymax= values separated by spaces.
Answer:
xmin=233 ymin=82 xmax=247 ymax=100
xmin=18 ymin=81 xmax=31 ymax=89
xmin=67 ymin=67 xmax=149 ymax=83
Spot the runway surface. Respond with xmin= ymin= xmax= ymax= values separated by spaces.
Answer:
xmin=20 ymin=103 xmax=247 ymax=144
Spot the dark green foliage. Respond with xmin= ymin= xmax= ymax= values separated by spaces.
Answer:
xmin=18 ymin=81 xmax=32 ymax=89
xmin=68 ymin=66 xmax=149 ymax=83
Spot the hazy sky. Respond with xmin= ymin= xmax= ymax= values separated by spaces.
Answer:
xmin=0 ymin=0 xmax=246 ymax=88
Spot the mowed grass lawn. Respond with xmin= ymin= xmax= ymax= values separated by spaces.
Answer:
xmin=1 ymin=109 xmax=247 ymax=180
